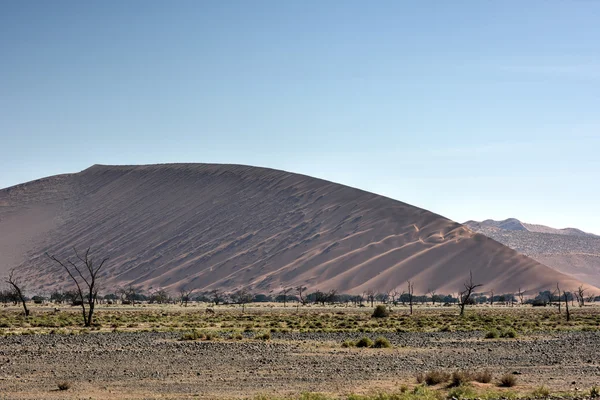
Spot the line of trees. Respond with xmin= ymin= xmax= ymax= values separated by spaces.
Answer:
xmin=3 ymin=251 xmax=599 ymax=326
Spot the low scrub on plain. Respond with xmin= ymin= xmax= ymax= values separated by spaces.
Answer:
xmin=355 ymin=336 xmax=374 ymax=348
xmin=372 ymin=305 xmax=389 ymax=318
xmin=57 ymin=381 xmax=72 ymax=391
xmin=473 ymin=369 xmax=493 ymax=383
xmin=372 ymin=336 xmax=392 ymax=348
xmin=449 ymin=370 xmax=472 ymax=387
xmin=416 ymin=370 xmax=451 ymax=386
xmin=498 ymin=373 xmax=517 ymax=387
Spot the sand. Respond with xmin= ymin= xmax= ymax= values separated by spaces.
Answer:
xmin=0 ymin=164 xmax=593 ymax=295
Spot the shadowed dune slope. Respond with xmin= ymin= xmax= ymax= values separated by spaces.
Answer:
xmin=0 ymin=164 xmax=593 ymax=294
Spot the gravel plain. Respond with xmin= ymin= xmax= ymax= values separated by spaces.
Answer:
xmin=1 ymin=330 xmax=600 ymax=399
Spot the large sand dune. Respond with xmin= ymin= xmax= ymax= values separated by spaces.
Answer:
xmin=0 ymin=164 xmax=592 ymax=295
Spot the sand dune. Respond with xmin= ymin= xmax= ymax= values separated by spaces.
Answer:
xmin=0 ymin=164 xmax=593 ymax=295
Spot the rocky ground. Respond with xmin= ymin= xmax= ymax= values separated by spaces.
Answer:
xmin=1 ymin=331 xmax=599 ymax=399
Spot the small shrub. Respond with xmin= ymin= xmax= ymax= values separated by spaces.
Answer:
xmin=474 ymin=369 xmax=493 ymax=384
xmin=341 ymin=339 xmax=355 ymax=348
xmin=531 ymin=386 xmax=550 ymax=398
xmin=180 ymin=329 xmax=202 ymax=341
xmin=255 ymin=331 xmax=271 ymax=341
xmin=484 ymin=329 xmax=499 ymax=339
xmin=590 ymin=385 xmax=600 ymax=398
xmin=501 ymin=328 xmax=517 ymax=338
xmin=355 ymin=337 xmax=374 ymax=348
xmin=371 ymin=305 xmax=389 ymax=318
xmin=57 ymin=381 xmax=71 ymax=391
xmin=449 ymin=370 xmax=472 ymax=387
xmin=231 ymin=332 xmax=243 ymax=340
xmin=498 ymin=373 xmax=517 ymax=387
xmin=372 ymin=336 xmax=392 ymax=348
xmin=417 ymin=370 xmax=450 ymax=386
xmin=447 ymin=385 xmax=477 ymax=399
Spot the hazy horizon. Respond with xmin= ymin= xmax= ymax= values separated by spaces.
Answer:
xmin=2 ymin=1 xmax=599 ymax=234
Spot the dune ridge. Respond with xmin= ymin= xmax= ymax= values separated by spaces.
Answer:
xmin=0 ymin=164 xmax=593 ymax=295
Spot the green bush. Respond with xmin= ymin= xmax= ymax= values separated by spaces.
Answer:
xmin=255 ymin=331 xmax=271 ymax=341
xmin=447 ymin=385 xmax=477 ymax=399
xmin=531 ymin=386 xmax=550 ymax=398
xmin=355 ymin=337 xmax=374 ymax=348
xmin=372 ymin=336 xmax=392 ymax=348
xmin=371 ymin=305 xmax=389 ymax=318
xmin=180 ymin=329 xmax=202 ymax=341
xmin=341 ymin=339 xmax=355 ymax=348
xmin=501 ymin=328 xmax=517 ymax=338
xmin=484 ymin=329 xmax=499 ymax=339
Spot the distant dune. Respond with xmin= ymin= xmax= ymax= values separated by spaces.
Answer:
xmin=0 ymin=164 xmax=593 ymax=295
xmin=465 ymin=219 xmax=600 ymax=288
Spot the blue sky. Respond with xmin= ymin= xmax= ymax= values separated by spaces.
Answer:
xmin=1 ymin=1 xmax=599 ymax=233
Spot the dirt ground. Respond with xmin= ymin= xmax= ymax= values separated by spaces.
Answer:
xmin=1 ymin=330 xmax=599 ymax=399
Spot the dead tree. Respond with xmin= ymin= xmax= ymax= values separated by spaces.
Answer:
xmin=46 ymin=247 xmax=108 ymax=327
xmin=564 ymin=290 xmax=571 ymax=321
xmin=279 ymin=287 xmax=292 ymax=307
xmin=586 ymin=292 xmax=596 ymax=304
xmin=5 ymin=269 xmax=29 ymax=317
xmin=489 ymin=290 xmax=494 ymax=306
xmin=428 ymin=289 xmax=437 ymax=305
xmin=556 ymin=283 xmax=562 ymax=313
xmin=576 ymin=285 xmax=586 ymax=307
xmin=179 ymin=287 xmax=195 ymax=307
xmin=458 ymin=271 xmax=482 ymax=317
xmin=556 ymin=284 xmax=571 ymax=322
xmin=210 ymin=289 xmax=223 ymax=306
xmin=407 ymin=281 xmax=414 ymax=315
xmin=517 ymin=287 xmax=525 ymax=305
xmin=124 ymin=284 xmax=140 ymax=306
xmin=233 ymin=289 xmax=252 ymax=313
xmin=366 ymin=289 xmax=376 ymax=307
xmin=296 ymin=286 xmax=307 ymax=306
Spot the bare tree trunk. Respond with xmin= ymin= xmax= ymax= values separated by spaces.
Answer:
xmin=556 ymin=284 xmax=561 ymax=314
xmin=6 ymin=270 xmax=30 ymax=317
xmin=407 ymin=281 xmax=414 ymax=315
xmin=564 ymin=291 xmax=570 ymax=322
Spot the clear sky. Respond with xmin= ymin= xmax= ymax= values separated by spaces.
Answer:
xmin=1 ymin=1 xmax=599 ymax=233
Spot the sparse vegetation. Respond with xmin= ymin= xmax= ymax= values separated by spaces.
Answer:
xmin=255 ymin=331 xmax=271 ymax=340
xmin=498 ymin=373 xmax=518 ymax=387
xmin=473 ymin=369 xmax=493 ymax=384
xmin=372 ymin=336 xmax=392 ymax=348
xmin=531 ymin=385 xmax=550 ymax=398
xmin=484 ymin=329 xmax=499 ymax=339
xmin=449 ymin=370 xmax=472 ymax=387
xmin=57 ymin=381 xmax=72 ymax=391
xmin=355 ymin=336 xmax=374 ymax=348
xmin=417 ymin=370 xmax=451 ymax=386
xmin=372 ymin=305 xmax=389 ymax=318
